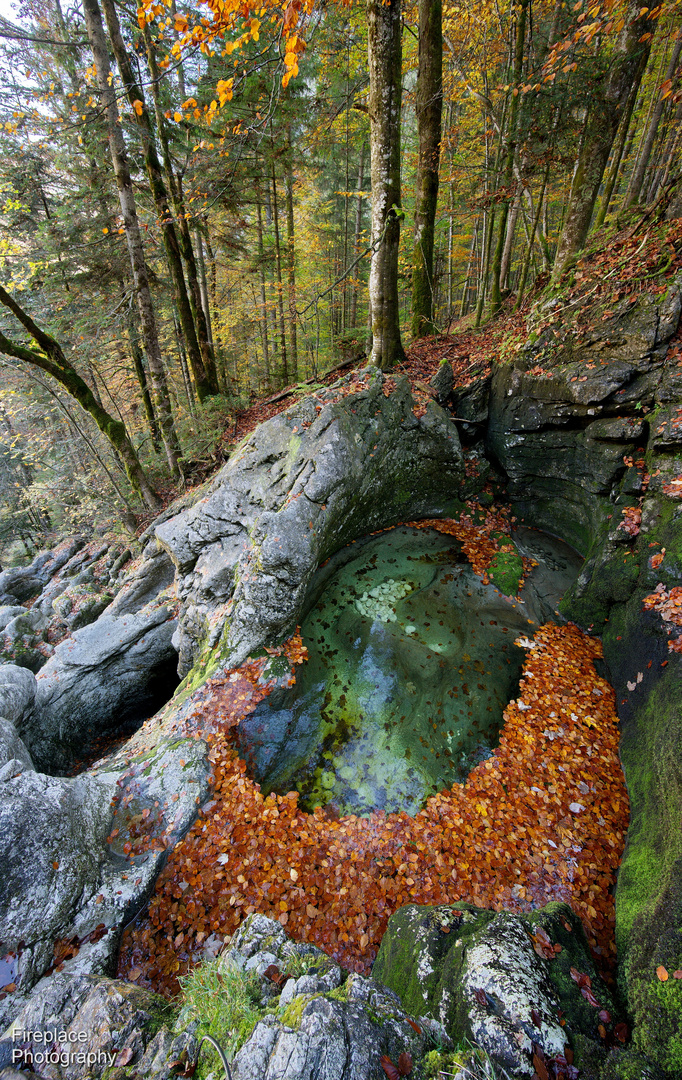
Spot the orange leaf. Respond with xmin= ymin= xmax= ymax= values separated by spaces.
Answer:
xmin=657 ymin=965 xmax=669 ymax=981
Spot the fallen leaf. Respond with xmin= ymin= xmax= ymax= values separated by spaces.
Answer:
xmin=657 ymin=965 xmax=669 ymax=981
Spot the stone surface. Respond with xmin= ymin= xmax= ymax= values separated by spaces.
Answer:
xmin=0 ymin=771 xmax=112 ymax=996
xmin=19 ymin=608 xmax=178 ymax=773
xmin=2 ymin=973 xmax=181 ymax=1080
xmin=156 ymin=369 xmax=465 ymax=677
xmin=0 ymin=718 xmax=33 ymax=774
xmin=0 ymin=665 xmax=35 ymax=726
xmin=373 ymin=902 xmax=618 ymax=1077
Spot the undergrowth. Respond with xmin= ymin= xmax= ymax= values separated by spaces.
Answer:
xmin=177 ymin=959 xmax=263 ymax=1074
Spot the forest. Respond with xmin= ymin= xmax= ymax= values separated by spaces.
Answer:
xmin=0 ymin=0 xmax=679 ymax=557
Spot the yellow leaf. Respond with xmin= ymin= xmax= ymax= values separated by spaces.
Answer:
xmin=132 ymin=99 xmax=144 ymax=116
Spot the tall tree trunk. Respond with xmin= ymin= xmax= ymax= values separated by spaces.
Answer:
xmin=285 ymin=147 xmax=298 ymax=380
xmin=551 ymin=1 xmax=655 ymax=283
xmin=411 ymin=0 xmax=443 ymax=337
xmin=624 ymin=30 xmax=682 ymax=209
xmin=255 ymin=174 xmax=271 ymax=387
xmin=350 ymin=142 xmax=366 ymax=330
xmin=127 ymin=307 xmax=161 ymax=451
xmin=82 ymin=0 xmax=181 ymax=480
xmin=367 ymin=0 xmax=405 ymax=368
xmin=144 ymin=27 xmax=219 ymax=395
xmin=490 ymin=0 xmax=528 ymax=313
xmin=99 ymin=0 xmax=218 ymax=402
xmin=0 ymin=285 xmax=161 ymax=510
xmin=271 ymin=160 xmax=288 ymax=386
xmin=594 ymin=79 xmax=639 ymax=229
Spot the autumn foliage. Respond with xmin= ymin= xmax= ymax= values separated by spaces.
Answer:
xmin=118 ymin=604 xmax=628 ymax=997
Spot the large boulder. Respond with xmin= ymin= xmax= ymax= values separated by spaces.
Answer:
xmin=18 ymin=609 xmax=177 ymax=774
xmin=373 ymin=903 xmax=619 ymax=1078
xmin=0 ymin=771 xmax=112 ymax=997
xmin=156 ymin=368 xmax=465 ymax=677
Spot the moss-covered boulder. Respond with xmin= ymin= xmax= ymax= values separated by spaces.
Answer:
xmin=373 ymin=902 xmax=619 ymax=1078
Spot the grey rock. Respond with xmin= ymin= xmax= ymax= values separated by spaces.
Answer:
xmin=0 ymin=772 xmax=111 ymax=987
xmin=430 ymin=360 xmax=454 ymax=402
xmin=2 ymin=973 xmax=172 ymax=1080
xmin=0 ymin=608 xmax=28 ymax=632
xmin=106 ymin=542 xmax=176 ymax=617
xmin=0 ymin=718 xmax=33 ymax=772
xmin=20 ymin=609 xmax=177 ymax=773
xmin=0 ymin=666 xmax=35 ymax=725
xmin=156 ymin=370 xmax=464 ymax=675
xmin=51 ymin=586 xmax=112 ymax=632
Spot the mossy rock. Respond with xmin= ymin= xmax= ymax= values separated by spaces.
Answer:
xmin=373 ymin=902 xmax=619 ymax=1073
xmin=488 ymin=547 xmax=524 ymax=595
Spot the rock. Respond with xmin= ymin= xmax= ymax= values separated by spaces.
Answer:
xmin=19 ymin=609 xmax=177 ymax=773
xmin=0 ymin=718 xmax=33 ymax=773
xmin=0 ymin=771 xmax=112 ymax=994
xmin=0 ymin=608 xmax=28 ymax=632
xmin=373 ymin=902 xmax=619 ymax=1077
xmin=106 ymin=542 xmax=176 ymax=617
xmin=0 ymin=666 xmax=35 ymax=725
xmin=430 ymin=360 xmax=454 ymax=402
xmin=52 ymin=585 xmax=113 ymax=632
xmin=2 ymin=973 xmax=182 ymax=1080
xmin=156 ymin=369 xmax=465 ymax=676
xmin=178 ymin=914 xmax=425 ymax=1080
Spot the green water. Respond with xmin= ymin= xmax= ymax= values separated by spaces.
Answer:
xmin=238 ymin=526 xmax=536 ymax=816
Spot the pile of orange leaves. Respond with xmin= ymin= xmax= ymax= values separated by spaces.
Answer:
xmin=118 ymin=616 xmax=628 ymax=997
xmin=642 ymin=584 xmax=682 ymax=653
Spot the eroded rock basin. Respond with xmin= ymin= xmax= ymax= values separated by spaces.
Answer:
xmin=238 ymin=525 xmax=582 ymax=815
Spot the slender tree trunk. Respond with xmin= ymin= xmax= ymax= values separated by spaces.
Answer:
xmin=367 ymin=0 xmax=405 ymax=368
xmin=82 ymin=0 xmax=181 ymax=480
xmin=127 ymin=308 xmax=161 ymax=451
xmin=624 ymin=30 xmax=682 ymax=208
xmin=551 ymin=1 xmax=655 ymax=282
xmin=99 ymin=0 xmax=217 ymax=402
xmin=411 ymin=0 xmax=443 ymax=337
xmin=285 ymin=148 xmax=298 ymax=380
xmin=349 ymin=142 xmax=366 ymax=330
xmin=271 ymin=160 xmax=288 ymax=386
xmin=594 ymin=79 xmax=639 ymax=229
xmin=255 ymin=174 xmax=271 ymax=387
xmin=490 ymin=0 xmax=528 ymax=313
xmin=499 ymin=185 xmax=522 ymax=292
xmin=0 ymin=285 xmax=161 ymax=510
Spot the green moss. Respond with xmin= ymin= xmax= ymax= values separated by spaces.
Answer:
xmin=488 ymin=548 xmax=524 ymax=596
xmin=278 ymin=993 xmax=311 ymax=1030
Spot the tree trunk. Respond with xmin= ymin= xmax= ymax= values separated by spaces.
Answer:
xmin=255 ymin=173 xmax=271 ymax=387
xmin=271 ymin=159 xmax=288 ymax=386
xmin=99 ymin=0 xmax=218 ymax=402
xmin=350 ymin=142 xmax=366 ymax=331
xmin=0 ymin=285 xmax=161 ymax=511
xmin=285 ymin=149 xmax=299 ymax=381
xmin=367 ymin=0 xmax=405 ymax=368
xmin=490 ymin=0 xmax=528 ymax=313
xmin=551 ymin=1 xmax=654 ymax=283
xmin=411 ymin=0 xmax=443 ymax=338
xmin=81 ymin=0 xmax=181 ymax=480
xmin=127 ymin=307 xmax=161 ymax=451
xmin=624 ymin=30 xmax=682 ymax=209
xmin=594 ymin=79 xmax=639 ymax=229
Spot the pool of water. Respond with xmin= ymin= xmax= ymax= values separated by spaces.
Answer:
xmin=237 ymin=525 xmax=562 ymax=815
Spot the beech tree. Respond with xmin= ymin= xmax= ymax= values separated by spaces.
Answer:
xmin=412 ymin=0 xmax=443 ymax=338
xmin=367 ymin=0 xmax=405 ymax=369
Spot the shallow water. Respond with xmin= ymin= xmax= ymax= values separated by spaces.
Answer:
xmin=237 ymin=525 xmax=560 ymax=815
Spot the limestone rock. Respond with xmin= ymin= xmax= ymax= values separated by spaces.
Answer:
xmin=156 ymin=369 xmax=465 ymax=676
xmin=19 ymin=609 xmax=177 ymax=773
xmin=0 ymin=771 xmax=112 ymax=992
xmin=373 ymin=902 xmax=618 ymax=1078
xmin=2 ymin=973 xmax=181 ymax=1080
xmin=0 ymin=666 xmax=35 ymax=726
xmin=0 ymin=718 xmax=33 ymax=773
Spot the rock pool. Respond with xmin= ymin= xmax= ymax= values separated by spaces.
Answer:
xmin=237 ymin=525 xmax=581 ymax=815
